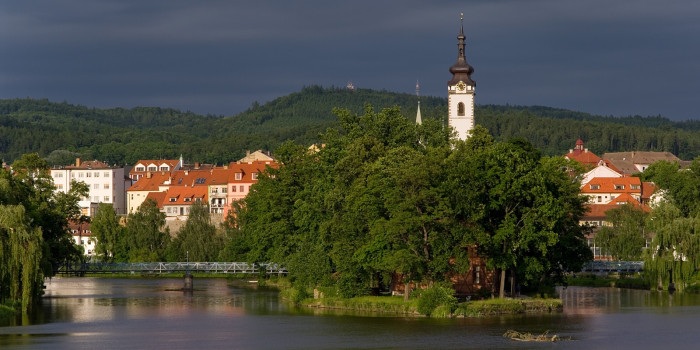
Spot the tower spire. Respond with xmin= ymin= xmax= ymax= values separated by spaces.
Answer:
xmin=415 ymin=80 xmax=422 ymax=125
xmin=448 ymin=13 xmax=475 ymax=87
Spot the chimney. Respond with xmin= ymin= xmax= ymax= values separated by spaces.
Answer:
xmin=194 ymin=162 xmax=200 ymax=170
xmin=76 ymin=158 xmax=81 ymax=167
xmin=246 ymin=150 xmax=250 ymax=156
xmin=147 ymin=171 xmax=152 ymax=179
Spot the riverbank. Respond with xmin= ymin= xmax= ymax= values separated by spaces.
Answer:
xmin=305 ymin=296 xmax=563 ymax=318
xmin=268 ymin=278 xmax=562 ymax=318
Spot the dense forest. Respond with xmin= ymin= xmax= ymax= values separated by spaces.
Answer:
xmin=1 ymin=86 xmax=699 ymax=165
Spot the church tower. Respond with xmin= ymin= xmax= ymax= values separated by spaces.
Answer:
xmin=447 ymin=13 xmax=475 ymax=141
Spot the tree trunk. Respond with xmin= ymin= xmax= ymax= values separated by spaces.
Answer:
xmin=499 ymin=269 xmax=506 ymax=298
xmin=404 ymin=282 xmax=411 ymax=302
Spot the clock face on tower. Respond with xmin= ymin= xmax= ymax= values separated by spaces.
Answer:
xmin=456 ymin=81 xmax=466 ymax=92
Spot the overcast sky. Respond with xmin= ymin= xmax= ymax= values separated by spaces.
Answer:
xmin=1 ymin=0 xmax=698 ymax=120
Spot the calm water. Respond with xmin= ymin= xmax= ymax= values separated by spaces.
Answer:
xmin=2 ymin=278 xmax=700 ymax=349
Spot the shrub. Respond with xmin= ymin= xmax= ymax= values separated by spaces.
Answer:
xmin=416 ymin=283 xmax=457 ymax=317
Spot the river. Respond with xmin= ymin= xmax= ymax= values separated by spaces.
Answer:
xmin=1 ymin=277 xmax=700 ymax=349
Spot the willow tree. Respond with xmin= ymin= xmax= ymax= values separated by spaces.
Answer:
xmin=0 ymin=205 xmax=44 ymax=312
xmin=643 ymin=202 xmax=700 ymax=291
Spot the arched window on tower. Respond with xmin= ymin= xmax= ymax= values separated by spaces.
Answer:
xmin=458 ymin=102 xmax=465 ymax=116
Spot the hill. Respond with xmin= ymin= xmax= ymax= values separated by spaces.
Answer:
xmin=1 ymin=86 xmax=699 ymax=165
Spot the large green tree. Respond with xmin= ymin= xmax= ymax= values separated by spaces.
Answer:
xmin=169 ymin=202 xmax=222 ymax=262
xmin=91 ymin=203 xmax=123 ymax=262
xmin=123 ymin=199 xmax=170 ymax=262
xmin=595 ymin=204 xmax=649 ymax=260
xmin=446 ymin=138 xmax=591 ymax=297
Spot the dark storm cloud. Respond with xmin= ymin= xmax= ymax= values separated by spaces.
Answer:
xmin=1 ymin=0 xmax=698 ymax=119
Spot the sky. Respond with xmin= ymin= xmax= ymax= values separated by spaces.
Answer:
xmin=1 ymin=0 xmax=699 ymax=120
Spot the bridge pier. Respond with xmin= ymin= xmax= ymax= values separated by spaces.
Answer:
xmin=184 ymin=272 xmax=193 ymax=291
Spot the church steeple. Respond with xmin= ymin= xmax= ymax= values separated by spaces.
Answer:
xmin=447 ymin=13 xmax=476 ymax=141
xmin=448 ymin=13 xmax=475 ymax=87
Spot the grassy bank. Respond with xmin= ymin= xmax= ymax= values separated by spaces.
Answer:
xmin=455 ymin=298 xmax=562 ymax=317
xmin=304 ymin=295 xmax=562 ymax=318
xmin=269 ymin=278 xmax=562 ymax=318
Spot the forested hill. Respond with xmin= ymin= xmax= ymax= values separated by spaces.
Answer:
xmin=1 ymin=86 xmax=699 ymax=165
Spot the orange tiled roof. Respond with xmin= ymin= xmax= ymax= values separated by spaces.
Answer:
xmin=581 ymin=177 xmax=642 ymax=194
xmin=227 ymin=161 xmax=279 ymax=183
xmin=161 ymin=186 xmax=208 ymax=206
xmin=583 ymin=194 xmax=649 ymax=220
xmin=127 ymin=172 xmax=172 ymax=191
xmin=145 ymin=191 xmax=167 ymax=207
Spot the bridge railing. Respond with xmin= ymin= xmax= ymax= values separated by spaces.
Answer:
xmin=580 ymin=261 xmax=644 ymax=273
xmin=55 ymin=262 xmax=287 ymax=275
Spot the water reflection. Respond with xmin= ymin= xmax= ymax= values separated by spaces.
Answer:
xmin=2 ymin=279 xmax=700 ymax=349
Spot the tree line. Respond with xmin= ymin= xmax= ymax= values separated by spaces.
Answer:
xmin=2 ymin=86 xmax=699 ymax=167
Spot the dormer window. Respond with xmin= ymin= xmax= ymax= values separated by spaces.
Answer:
xmin=184 ymin=197 xmax=192 ymax=202
xmin=148 ymin=166 xmax=157 ymax=171
xmin=590 ymin=184 xmax=600 ymax=190
xmin=614 ymin=184 xmax=625 ymax=190
xmin=160 ymin=166 xmax=169 ymax=171
xmin=169 ymin=197 xmax=177 ymax=202
xmin=252 ymin=172 xmax=258 ymax=180
xmin=235 ymin=173 xmax=242 ymax=180
xmin=136 ymin=166 xmax=145 ymax=172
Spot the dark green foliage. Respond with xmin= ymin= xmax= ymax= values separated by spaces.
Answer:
xmin=416 ymin=283 xmax=457 ymax=316
xmin=121 ymin=199 xmax=170 ymax=262
xmin=231 ymin=104 xmax=591 ymax=298
xmin=595 ymin=204 xmax=649 ymax=260
xmin=168 ymin=202 xmax=222 ymax=262
xmin=91 ymin=203 xmax=123 ymax=262
xmin=2 ymin=87 xmax=698 ymax=167
xmin=0 ymin=153 xmax=86 ymax=313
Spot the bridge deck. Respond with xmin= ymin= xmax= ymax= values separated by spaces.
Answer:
xmin=580 ymin=261 xmax=644 ymax=273
xmin=56 ymin=262 xmax=287 ymax=275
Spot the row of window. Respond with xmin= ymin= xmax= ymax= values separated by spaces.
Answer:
xmin=135 ymin=166 xmax=171 ymax=172
xmin=83 ymin=196 xmax=110 ymax=202
xmin=589 ymin=184 xmax=641 ymax=190
xmin=54 ymin=171 xmax=112 ymax=178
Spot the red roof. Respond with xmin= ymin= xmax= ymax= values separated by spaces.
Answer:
xmin=161 ymin=186 xmax=208 ymax=206
xmin=581 ymin=177 xmax=642 ymax=195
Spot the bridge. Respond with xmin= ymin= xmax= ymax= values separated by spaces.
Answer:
xmin=580 ymin=260 xmax=644 ymax=274
xmin=55 ymin=262 xmax=288 ymax=276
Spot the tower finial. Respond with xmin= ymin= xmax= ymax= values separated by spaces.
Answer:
xmin=415 ymin=80 xmax=420 ymax=97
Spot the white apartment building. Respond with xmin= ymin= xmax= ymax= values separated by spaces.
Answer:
xmin=52 ymin=158 xmax=128 ymax=216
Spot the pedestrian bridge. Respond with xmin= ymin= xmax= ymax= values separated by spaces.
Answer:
xmin=580 ymin=261 xmax=644 ymax=274
xmin=55 ymin=262 xmax=287 ymax=276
